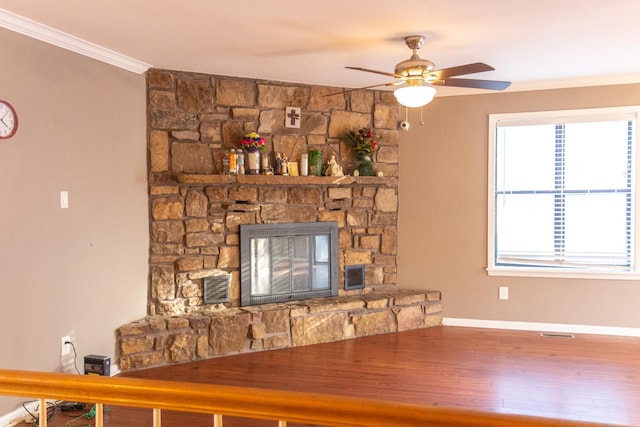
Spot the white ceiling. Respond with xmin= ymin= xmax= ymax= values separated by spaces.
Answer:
xmin=1 ymin=0 xmax=640 ymax=97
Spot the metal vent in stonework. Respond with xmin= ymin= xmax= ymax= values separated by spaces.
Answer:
xmin=345 ymin=264 xmax=365 ymax=290
xmin=204 ymin=273 xmax=230 ymax=304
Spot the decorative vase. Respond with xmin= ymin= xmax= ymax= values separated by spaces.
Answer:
xmin=309 ymin=150 xmax=323 ymax=176
xmin=261 ymin=152 xmax=272 ymax=174
xmin=246 ymin=149 xmax=261 ymax=175
xmin=357 ymin=154 xmax=374 ymax=176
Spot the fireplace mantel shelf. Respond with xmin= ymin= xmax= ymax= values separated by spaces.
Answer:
xmin=178 ymin=173 xmax=398 ymax=186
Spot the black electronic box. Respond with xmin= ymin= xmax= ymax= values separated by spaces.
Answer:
xmin=84 ymin=354 xmax=110 ymax=376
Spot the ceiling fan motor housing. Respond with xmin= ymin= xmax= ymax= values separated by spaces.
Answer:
xmin=395 ymin=55 xmax=435 ymax=79
xmin=395 ymin=35 xmax=435 ymax=79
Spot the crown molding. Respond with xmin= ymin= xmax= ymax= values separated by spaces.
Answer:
xmin=0 ymin=8 xmax=151 ymax=74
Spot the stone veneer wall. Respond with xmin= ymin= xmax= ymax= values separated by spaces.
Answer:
xmin=115 ymin=69 xmax=443 ymax=371
xmin=145 ymin=68 xmax=402 ymax=315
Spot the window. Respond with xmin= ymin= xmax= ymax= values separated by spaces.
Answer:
xmin=488 ymin=106 xmax=639 ymax=279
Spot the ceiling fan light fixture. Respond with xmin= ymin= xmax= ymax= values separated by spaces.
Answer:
xmin=394 ymin=84 xmax=436 ymax=108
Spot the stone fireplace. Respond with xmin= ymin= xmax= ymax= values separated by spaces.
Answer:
xmin=115 ymin=69 xmax=442 ymax=371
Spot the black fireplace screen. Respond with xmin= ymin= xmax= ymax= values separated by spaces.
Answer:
xmin=240 ymin=222 xmax=338 ymax=306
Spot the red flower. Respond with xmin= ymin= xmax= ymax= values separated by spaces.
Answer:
xmin=240 ymin=132 xmax=266 ymax=152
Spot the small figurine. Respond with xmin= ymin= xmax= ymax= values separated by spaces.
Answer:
xmin=275 ymin=152 xmax=283 ymax=175
xmin=324 ymin=155 xmax=344 ymax=177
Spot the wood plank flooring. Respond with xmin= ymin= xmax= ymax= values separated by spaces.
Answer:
xmin=17 ymin=326 xmax=640 ymax=426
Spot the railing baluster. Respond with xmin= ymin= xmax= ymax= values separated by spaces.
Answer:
xmin=153 ymin=407 xmax=162 ymax=427
xmin=96 ymin=403 xmax=104 ymax=427
xmin=213 ymin=413 xmax=223 ymax=427
xmin=39 ymin=398 xmax=47 ymax=427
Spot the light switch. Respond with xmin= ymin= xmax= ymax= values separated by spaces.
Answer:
xmin=60 ymin=191 xmax=69 ymax=209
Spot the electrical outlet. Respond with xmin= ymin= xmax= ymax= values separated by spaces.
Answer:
xmin=499 ymin=286 xmax=509 ymax=300
xmin=61 ymin=336 xmax=71 ymax=356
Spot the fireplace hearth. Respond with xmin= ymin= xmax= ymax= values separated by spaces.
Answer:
xmin=117 ymin=289 xmax=443 ymax=371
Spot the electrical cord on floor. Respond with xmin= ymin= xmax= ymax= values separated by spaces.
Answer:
xmin=22 ymin=341 xmax=80 ymax=425
xmin=21 ymin=398 xmax=113 ymax=427
xmin=21 ymin=399 xmax=59 ymax=426
xmin=62 ymin=404 xmax=112 ymax=427
xmin=63 ymin=404 xmax=95 ymax=427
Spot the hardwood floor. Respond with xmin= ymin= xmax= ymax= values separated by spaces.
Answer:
xmin=18 ymin=326 xmax=640 ymax=426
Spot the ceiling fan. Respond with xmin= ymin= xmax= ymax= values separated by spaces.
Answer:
xmin=345 ymin=35 xmax=511 ymax=107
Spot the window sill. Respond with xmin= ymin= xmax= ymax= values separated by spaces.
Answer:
xmin=486 ymin=267 xmax=640 ymax=281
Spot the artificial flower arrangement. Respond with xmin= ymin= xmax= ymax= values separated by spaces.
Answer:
xmin=342 ymin=127 xmax=378 ymax=158
xmin=342 ymin=127 xmax=379 ymax=176
xmin=240 ymin=131 xmax=267 ymax=152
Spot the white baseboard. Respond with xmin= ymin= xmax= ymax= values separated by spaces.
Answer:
xmin=443 ymin=317 xmax=640 ymax=337
xmin=110 ymin=364 xmax=120 ymax=377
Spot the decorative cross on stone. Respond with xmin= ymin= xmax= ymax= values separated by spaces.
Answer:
xmin=288 ymin=109 xmax=299 ymax=125
xmin=285 ymin=107 xmax=301 ymax=128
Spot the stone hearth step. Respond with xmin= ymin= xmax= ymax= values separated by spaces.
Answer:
xmin=117 ymin=290 xmax=442 ymax=371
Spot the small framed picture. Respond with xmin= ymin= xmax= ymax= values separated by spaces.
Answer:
xmin=285 ymin=107 xmax=301 ymax=128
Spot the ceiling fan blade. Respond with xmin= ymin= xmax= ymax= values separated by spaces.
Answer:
xmin=432 ymin=78 xmax=511 ymax=91
xmin=346 ymin=66 xmax=400 ymax=78
xmin=432 ymin=62 xmax=495 ymax=79
xmin=324 ymin=81 xmax=404 ymax=97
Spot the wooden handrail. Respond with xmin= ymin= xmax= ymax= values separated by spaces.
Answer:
xmin=0 ymin=369 xmax=617 ymax=427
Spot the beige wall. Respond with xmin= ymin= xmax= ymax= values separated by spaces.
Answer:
xmin=398 ymin=83 xmax=640 ymax=328
xmin=0 ymin=29 xmax=148 ymax=412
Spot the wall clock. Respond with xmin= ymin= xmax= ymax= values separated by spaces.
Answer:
xmin=0 ymin=100 xmax=18 ymax=139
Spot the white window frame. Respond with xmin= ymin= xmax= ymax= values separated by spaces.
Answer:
xmin=487 ymin=106 xmax=640 ymax=280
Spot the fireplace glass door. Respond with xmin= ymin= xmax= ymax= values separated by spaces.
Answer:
xmin=251 ymin=235 xmax=329 ymax=296
xmin=240 ymin=222 xmax=338 ymax=306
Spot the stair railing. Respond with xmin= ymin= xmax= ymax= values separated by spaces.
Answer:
xmin=0 ymin=369 xmax=616 ymax=427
